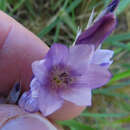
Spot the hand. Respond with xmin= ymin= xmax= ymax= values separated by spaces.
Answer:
xmin=0 ymin=11 xmax=85 ymax=129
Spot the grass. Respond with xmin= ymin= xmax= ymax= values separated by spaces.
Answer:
xmin=1 ymin=0 xmax=130 ymax=129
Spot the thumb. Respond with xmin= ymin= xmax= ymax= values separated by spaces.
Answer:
xmin=0 ymin=104 xmax=62 ymax=130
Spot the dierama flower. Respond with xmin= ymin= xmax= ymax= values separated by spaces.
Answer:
xmin=19 ymin=43 xmax=112 ymax=116
xmin=19 ymin=0 xmax=119 ymax=116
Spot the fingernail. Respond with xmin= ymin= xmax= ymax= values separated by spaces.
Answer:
xmin=1 ymin=114 xmax=57 ymax=130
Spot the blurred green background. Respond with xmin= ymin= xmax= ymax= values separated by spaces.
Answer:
xmin=0 ymin=0 xmax=130 ymax=129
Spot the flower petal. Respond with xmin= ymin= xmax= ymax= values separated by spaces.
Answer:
xmin=19 ymin=79 xmax=41 ymax=113
xmin=19 ymin=91 xmax=39 ymax=113
xmin=75 ymin=13 xmax=116 ymax=47
xmin=83 ymin=64 xmax=112 ymax=89
xmin=46 ymin=43 xmax=69 ymax=66
xmin=32 ymin=59 xmax=50 ymax=83
xmin=92 ymin=49 xmax=114 ymax=67
xmin=68 ymin=44 xmax=94 ymax=72
xmin=30 ymin=78 xmax=42 ymax=96
xmin=59 ymin=87 xmax=92 ymax=106
xmin=39 ymin=87 xmax=64 ymax=116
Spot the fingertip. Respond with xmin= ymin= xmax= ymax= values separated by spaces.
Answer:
xmin=48 ymin=101 xmax=86 ymax=121
xmin=0 ymin=104 xmax=58 ymax=130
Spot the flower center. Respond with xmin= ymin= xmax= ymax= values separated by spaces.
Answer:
xmin=50 ymin=66 xmax=74 ymax=89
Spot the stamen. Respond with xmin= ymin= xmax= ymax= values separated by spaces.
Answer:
xmin=51 ymin=68 xmax=74 ymax=89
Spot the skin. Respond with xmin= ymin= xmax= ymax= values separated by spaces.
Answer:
xmin=0 ymin=104 xmax=63 ymax=130
xmin=0 ymin=11 xmax=85 ymax=129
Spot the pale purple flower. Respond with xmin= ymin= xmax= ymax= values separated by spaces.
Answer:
xmin=19 ymin=0 xmax=119 ymax=116
xmin=19 ymin=43 xmax=112 ymax=116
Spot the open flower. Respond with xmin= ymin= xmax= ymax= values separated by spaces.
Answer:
xmin=19 ymin=43 xmax=112 ymax=116
xmin=19 ymin=0 xmax=119 ymax=116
